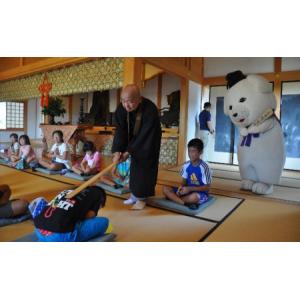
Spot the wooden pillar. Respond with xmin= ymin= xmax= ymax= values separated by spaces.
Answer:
xmin=157 ymin=74 xmax=162 ymax=109
xmin=24 ymin=101 xmax=28 ymax=133
xmin=123 ymin=57 xmax=144 ymax=88
xmin=274 ymin=57 xmax=282 ymax=117
xmin=68 ymin=95 xmax=73 ymax=124
xmin=177 ymin=78 xmax=189 ymax=165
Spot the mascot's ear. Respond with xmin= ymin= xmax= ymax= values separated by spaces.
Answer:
xmin=225 ymin=70 xmax=247 ymax=89
xmin=247 ymin=75 xmax=273 ymax=93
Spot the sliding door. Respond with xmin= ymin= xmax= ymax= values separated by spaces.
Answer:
xmin=281 ymin=82 xmax=300 ymax=171
xmin=207 ymin=86 xmax=236 ymax=164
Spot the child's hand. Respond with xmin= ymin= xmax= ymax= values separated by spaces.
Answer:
xmin=120 ymin=151 xmax=129 ymax=162
xmin=113 ymin=152 xmax=121 ymax=163
xmin=178 ymin=186 xmax=190 ymax=195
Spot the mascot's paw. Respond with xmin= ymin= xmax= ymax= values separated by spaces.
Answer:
xmin=240 ymin=128 xmax=249 ymax=137
xmin=252 ymin=182 xmax=273 ymax=195
xmin=241 ymin=179 xmax=254 ymax=191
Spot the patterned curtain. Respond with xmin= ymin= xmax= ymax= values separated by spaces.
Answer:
xmin=0 ymin=57 xmax=124 ymax=101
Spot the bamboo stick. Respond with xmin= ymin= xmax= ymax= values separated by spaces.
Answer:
xmin=65 ymin=162 xmax=117 ymax=199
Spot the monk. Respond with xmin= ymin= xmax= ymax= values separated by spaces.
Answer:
xmin=112 ymin=84 xmax=162 ymax=210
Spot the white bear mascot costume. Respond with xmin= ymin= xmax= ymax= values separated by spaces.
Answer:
xmin=224 ymin=70 xmax=285 ymax=195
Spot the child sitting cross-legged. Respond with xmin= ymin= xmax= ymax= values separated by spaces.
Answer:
xmin=99 ymin=157 xmax=130 ymax=190
xmin=10 ymin=135 xmax=38 ymax=170
xmin=71 ymin=141 xmax=101 ymax=176
xmin=163 ymin=138 xmax=212 ymax=210
xmin=37 ymin=130 xmax=71 ymax=171
xmin=30 ymin=186 xmax=112 ymax=242
xmin=0 ymin=133 xmax=20 ymax=162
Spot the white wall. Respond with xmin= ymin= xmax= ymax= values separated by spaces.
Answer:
xmin=27 ymin=98 xmax=43 ymax=139
xmin=142 ymin=77 xmax=158 ymax=104
xmin=161 ymin=74 xmax=181 ymax=108
xmin=204 ymin=57 xmax=274 ymax=77
xmin=282 ymin=57 xmax=300 ymax=72
xmin=186 ymin=80 xmax=202 ymax=160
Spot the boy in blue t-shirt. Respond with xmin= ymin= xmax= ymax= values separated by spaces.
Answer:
xmin=163 ymin=138 xmax=212 ymax=209
xmin=99 ymin=157 xmax=130 ymax=189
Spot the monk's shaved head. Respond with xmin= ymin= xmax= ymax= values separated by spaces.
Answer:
xmin=121 ymin=84 xmax=141 ymax=112
xmin=121 ymin=84 xmax=141 ymax=99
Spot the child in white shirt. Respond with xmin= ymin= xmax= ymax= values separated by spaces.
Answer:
xmin=38 ymin=130 xmax=71 ymax=171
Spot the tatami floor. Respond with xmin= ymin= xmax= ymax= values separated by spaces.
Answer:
xmin=1 ymin=157 xmax=300 ymax=242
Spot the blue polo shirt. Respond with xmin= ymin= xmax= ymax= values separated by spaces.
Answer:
xmin=199 ymin=110 xmax=211 ymax=131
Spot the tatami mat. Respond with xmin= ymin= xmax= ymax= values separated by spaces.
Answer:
xmin=101 ymin=195 xmax=216 ymax=242
xmin=2 ymin=164 xmax=300 ymax=242
xmin=194 ymin=195 xmax=243 ymax=221
xmin=205 ymin=196 xmax=300 ymax=242
xmin=158 ymin=169 xmax=300 ymax=204
xmin=0 ymin=165 xmax=217 ymax=242
xmin=0 ymin=165 xmax=73 ymax=200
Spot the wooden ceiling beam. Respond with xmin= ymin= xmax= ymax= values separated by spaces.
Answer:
xmin=0 ymin=57 xmax=94 ymax=82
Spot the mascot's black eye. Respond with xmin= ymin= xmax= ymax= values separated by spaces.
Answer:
xmin=229 ymin=105 xmax=232 ymax=110
xmin=239 ymin=97 xmax=246 ymax=103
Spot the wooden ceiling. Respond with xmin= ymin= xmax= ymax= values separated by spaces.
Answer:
xmin=0 ymin=57 xmax=93 ymax=82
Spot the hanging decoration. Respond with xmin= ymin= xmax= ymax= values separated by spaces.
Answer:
xmin=38 ymin=74 xmax=52 ymax=107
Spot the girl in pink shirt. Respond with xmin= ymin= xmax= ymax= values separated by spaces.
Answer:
xmin=72 ymin=141 xmax=101 ymax=176
xmin=11 ymin=135 xmax=37 ymax=169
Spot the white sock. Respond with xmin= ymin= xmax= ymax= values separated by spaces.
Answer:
xmin=123 ymin=197 xmax=137 ymax=205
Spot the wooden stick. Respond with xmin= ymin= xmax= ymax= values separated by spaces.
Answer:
xmin=65 ymin=162 xmax=117 ymax=199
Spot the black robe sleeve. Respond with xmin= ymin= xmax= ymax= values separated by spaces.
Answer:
xmin=127 ymin=100 xmax=161 ymax=160
xmin=111 ymin=104 xmax=128 ymax=154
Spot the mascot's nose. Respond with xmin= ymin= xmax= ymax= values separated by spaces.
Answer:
xmin=233 ymin=113 xmax=238 ymax=117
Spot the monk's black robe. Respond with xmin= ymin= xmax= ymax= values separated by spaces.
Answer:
xmin=112 ymin=98 xmax=162 ymax=198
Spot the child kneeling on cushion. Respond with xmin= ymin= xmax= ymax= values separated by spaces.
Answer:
xmin=163 ymin=138 xmax=212 ymax=210
xmin=99 ymin=157 xmax=130 ymax=190
xmin=30 ymin=186 xmax=112 ymax=242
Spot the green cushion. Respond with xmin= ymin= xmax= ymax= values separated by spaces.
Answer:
xmin=146 ymin=196 xmax=216 ymax=216
xmin=35 ymin=167 xmax=61 ymax=175
xmin=96 ymin=182 xmax=130 ymax=195
xmin=64 ymin=172 xmax=93 ymax=181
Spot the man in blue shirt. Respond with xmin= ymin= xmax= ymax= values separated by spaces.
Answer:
xmin=199 ymin=102 xmax=214 ymax=161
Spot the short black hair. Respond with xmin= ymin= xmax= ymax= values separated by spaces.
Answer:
xmin=187 ymin=138 xmax=203 ymax=152
xmin=10 ymin=133 xmax=18 ymax=140
xmin=19 ymin=134 xmax=31 ymax=145
xmin=204 ymin=102 xmax=211 ymax=109
xmin=52 ymin=130 xmax=64 ymax=142
xmin=83 ymin=141 xmax=96 ymax=153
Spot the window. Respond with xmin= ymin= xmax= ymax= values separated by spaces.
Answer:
xmin=281 ymin=81 xmax=300 ymax=171
xmin=0 ymin=101 xmax=25 ymax=130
